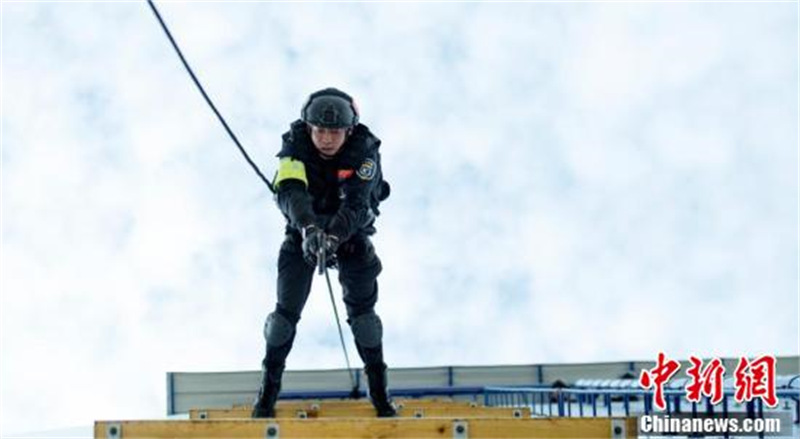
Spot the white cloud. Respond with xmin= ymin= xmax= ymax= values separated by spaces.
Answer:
xmin=2 ymin=1 xmax=797 ymax=435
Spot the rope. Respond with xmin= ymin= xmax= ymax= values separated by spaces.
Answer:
xmin=146 ymin=0 xmax=275 ymax=193
xmin=324 ymin=265 xmax=359 ymax=395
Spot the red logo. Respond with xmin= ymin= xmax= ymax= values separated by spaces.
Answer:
xmin=685 ymin=356 xmax=726 ymax=404
xmin=734 ymin=355 xmax=778 ymax=408
xmin=639 ymin=353 xmax=779 ymax=410
xmin=639 ymin=352 xmax=681 ymax=410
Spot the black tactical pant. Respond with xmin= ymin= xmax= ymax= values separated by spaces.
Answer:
xmin=263 ymin=231 xmax=385 ymax=369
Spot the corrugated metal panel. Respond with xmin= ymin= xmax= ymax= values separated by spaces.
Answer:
xmin=453 ymin=366 xmax=537 ymax=386
xmin=283 ymin=369 xmax=356 ymax=391
xmin=173 ymin=371 xmax=260 ymax=393
xmin=775 ymin=357 xmax=799 ymax=375
xmin=389 ymin=367 xmax=450 ymax=388
xmin=541 ymin=363 xmax=625 ymax=384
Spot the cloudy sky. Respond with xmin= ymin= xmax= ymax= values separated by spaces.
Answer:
xmin=2 ymin=0 xmax=798 ymax=436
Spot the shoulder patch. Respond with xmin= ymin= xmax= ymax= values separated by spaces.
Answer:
xmin=356 ymin=158 xmax=377 ymax=181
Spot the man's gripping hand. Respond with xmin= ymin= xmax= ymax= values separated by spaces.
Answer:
xmin=301 ymin=225 xmax=324 ymax=266
xmin=301 ymin=225 xmax=341 ymax=267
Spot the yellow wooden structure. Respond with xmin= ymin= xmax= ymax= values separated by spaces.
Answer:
xmin=96 ymin=398 xmax=637 ymax=438
xmin=96 ymin=417 xmax=636 ymax=439
xmin=190 ymin=403 xmax=530 ymax=419
xmin=231 ymin=397 xmax=467 ymax=411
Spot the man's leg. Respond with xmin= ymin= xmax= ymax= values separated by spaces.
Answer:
xmin=253 ymin=233 xmax=315 ymax=418
xmin=337 ymin=236 xmax=396 ymax=417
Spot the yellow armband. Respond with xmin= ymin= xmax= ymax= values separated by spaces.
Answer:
xmin=274 ymin=157 xmax=308 ymax=188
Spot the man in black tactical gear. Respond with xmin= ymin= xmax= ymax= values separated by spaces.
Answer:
xmin=252 ymin=88 xmax=395 ymax=418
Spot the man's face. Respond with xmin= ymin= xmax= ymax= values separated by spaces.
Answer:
xmin=309 ymin=125 xmax=348 ymax=159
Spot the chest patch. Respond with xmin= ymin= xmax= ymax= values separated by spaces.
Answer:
xmin=338 ymin=169 xmax=355 ymax=181
xmin=356 ymin=159 xmax=377 ymax=181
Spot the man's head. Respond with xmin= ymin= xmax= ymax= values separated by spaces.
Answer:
xmin=301 ymin=88 xmax=359 ymax=159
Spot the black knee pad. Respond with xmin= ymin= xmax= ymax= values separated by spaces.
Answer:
xmin=349 ymin=312 xmax=383 ymax=349
xmin=263 ymin=311 xmax=295 ymax=347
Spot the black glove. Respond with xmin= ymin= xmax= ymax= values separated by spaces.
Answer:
xmin=323 ymin=233 xmax=341 ymax=255
xmin=302 ymin=225 xmax=324 ymax=265
xmin=301 ymin=226 xmax=341 ymax=266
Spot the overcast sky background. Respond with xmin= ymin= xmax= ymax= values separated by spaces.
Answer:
xmin=2 ymin=0 xmax=798 ymax=436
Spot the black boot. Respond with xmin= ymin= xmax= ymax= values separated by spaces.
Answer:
xmin=252 ymin=359 xmax=284 ymax=418
xmin=365 ymin=362 xmax=397 ymax=417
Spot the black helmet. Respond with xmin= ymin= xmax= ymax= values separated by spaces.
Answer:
xmin=301 ymin=87 xmax=359 ymax=128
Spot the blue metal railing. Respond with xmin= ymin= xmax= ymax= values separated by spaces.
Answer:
xmin=483 ymin=386 xmax=800 ymax=424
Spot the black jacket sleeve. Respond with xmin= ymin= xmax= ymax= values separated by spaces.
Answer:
xmin=276 ymin=179 xmax=316 ymax=231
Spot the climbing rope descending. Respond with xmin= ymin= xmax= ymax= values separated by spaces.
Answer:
xmin=146 ymin=0 xmax=275 ymax=193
